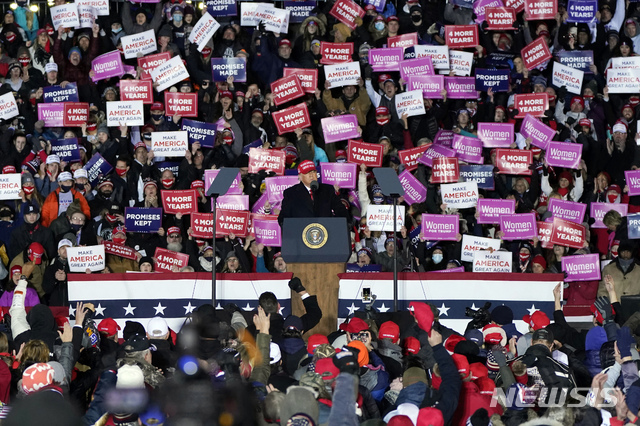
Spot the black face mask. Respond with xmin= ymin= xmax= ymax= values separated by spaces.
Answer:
xmin=151 ymin=113 xmax=164 ymax=121
xmin=70 ymin=223 xmax=82 ymax=232
xmin=0 ymin=210 xmax=11 ymax=218
xmin=101 ymin=191 xmax=113 ymax=199
xmin=60 ymin=184 xmax=72 ymax=193
xmin=411 ymin=14 xmax=422 ymax=22
xmin=76 ymin=184 xmax=85 ymax=193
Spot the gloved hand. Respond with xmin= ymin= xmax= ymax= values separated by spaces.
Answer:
xmin=492 ymin=348 xmax=507 ymax=367
xmin=288 ymin=277 xmax=306 ymax=293
xmin=481 ymin=21 xmax=489 ymax=31
xmin=334 ymin=347 xmax=360 ymax=375
xmin=258 ymin=22 xmax=267 ymax=35
xmin=617 ymin=326 xmax=634 ymax=359
xmin=427 ymin=23 xmax=438 ymax=35
xmin=556 ymin=85 xmax=568 ymax=102
xmin=594 ymin=296 xmax=613 ymax=324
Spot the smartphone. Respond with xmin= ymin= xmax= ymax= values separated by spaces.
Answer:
xmin=362 ymin=287 xmax=371 ymax=302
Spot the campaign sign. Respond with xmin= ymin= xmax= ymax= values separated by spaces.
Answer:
xmin=411 ymin=45 xmax=450 ymax=69
xmin=271 ymin=75 xmax=305 ymax=106
xmin=505 ymin=0 xmax=526 ymax=12
xmin=254 ymin=4 xmax=290 ymax=33
xmin=477 ymin=122 xmax=513 ymax=148
xmin=626 ymin=170 xmax=640 ymax=196
xmin=321 ymin=114 xmax=360 ymax=143
xmin=369 ymin=47 xmax=404 ymax=72
xmin=628 ymin=213 xmax=640 ymax=239
xmin=150 ymin=55 xmax=190 ymax=92
xmin=68 ymin=245 xmax=105 ymax=272
xmin=477 ymin=198 xmax=515 ymax=224
xmin=431 ymin=157 xmax=459 ymax=184
xmin=61 ymin=102 xmax=89 ymax=128
xmin=546 ymin=141 xmax=582 ymax=169
xmin=43 ymin=83 xmax=79 ymax=103
xmin=102 ymin=241 xmax=137 ymax=261
xmin=51 ymin=138 xmax=80 ymax=163
xmin=266 ymin=175 xmax=299 ymax=204
xmin=452 ymin=134 xmax=483 ymax=164
xmin=207 ymin=0 xmax=237 ymax=16
xmin=77 ymin=3 xmax=96 ymax=28
xmin=83 ymin=153 xmax=112 ymax=187
xmin=407 ymin=75 xmax=444 ymax=98
xmin=461 ymin=234 xmax=501 ymax=262
xmin=183 ymin=119 xmax=217 ymax=148
xmin=520 ymin=114 xmax=555 ymax=149
xmin=444 ymin=25 xmax=479 ymax=48
xmin=552 ymin=61 xmax=584 ymax=94
xmin=473 ymin=250 xmax=512 ymax=273
xmin=522 ymin=37 xmax=552 ymax=70
xmin=240 ymin=3 xmax=270 ymax=26
xmin=474 ymin=0 xmax=504 ymax=23
xmin=0 ymin=93 xmax=18 ymax=121
xmin=76 ymin=0 xmax=108 ymax=15
xmin=216 ymin=209 xmax=250 ymax=237
xmin=421 ymin=214 xmax=458 ymax=241
xmin=612 ymin=57 xmax=640 ymax=68
xmin=550 ymin=217 xmax=586 ymax=249
xmin=418 ymin=144 xmax=457 ymax=168
xmin=547 ymin=198 xmax=586 ymax=223
xmin=557 ymin=50 xmax=593 ymax=73
xmin=121 ymin=30 xmax=156 ymax=59
xmin=475 ymin=69 xmax=510 ymax=92
xmin=254 ymin=218 xmax=282 ymax=247
xmin=272 ymin=103 xmax=312 ymax=135
xmin=320 ymin=162 xmax=357 ymax=188
xmin=538 ymin=220 xmax=553 ymax=248
xmin=395 ymin=90 xmax=426 ymax=118
xmin=444 ymin=77 xmax=479 ymax=99
xmin=107 ymin=101 xmax=145 ymax=127
xmin=138 ymin=52 xmax=171 ymax=80
xmin=514 ymin=93 xmax=548 ymax=118
xmin=459 ymin=165 xmax=495 ymax=190
xmin=151 ymin=131 xmax=188 ymax=157
xmin=388 ymin=33 xmax=418 ymax=50
xmin=567 ymin=0 xmax=596 ymax=22
xmin=347 ymin=140 xmax=384 ymax=167
xmin=525 ymin=0 xmax=557 ymax=19
xmin=154 ymin=247 xmax=189 ymax=272
xmin=283 ymin=68 xmax=318 ymax=94
xmin=399 ymin=170 xmax=427 ymax=204
xmin=91 ymin=51 xmax=124 ymax=82
xmin=562 ymin=254 xmax=600 ymax=282
xmin=590 ymin=203 xmax=628 ymax=229
xmin=500 ymin=213 xmax=537 ymax=240
xmin=284 ymin=1 xmax=315 ymax=23
xmin=320 ymin=42 xmax=354 ymax=65
xmin=496 ymin=149 xmax=533 ymax=175
xmin=189 ymin=12 xmax=220 ymax=51
xmin=366 ymin=205 xmax=405 ymax=232
xmin=190 ymin=213 xmax=214 ymax=239
xmin=606 ymin=68 xmax=640 ymax=93
xmin=329 ymin=0 xmax=365 ymax=30
xmin=51 ymin=3 xmax=79 ymax=29
xmin=0 ymin=174 xmax=21 ymax=200
xmin=486 ymin=7 xmax=517 ymax=30
xmin=449 ymin=50 xmax=474 ymax=76
xmin=486 ymin=52 xmax=516 ymax=67
xmin=364 ymin=0 xmax=386 ymax=12
xmin=124 ymin=207 xmax=162 ymax=233
xmin=216 ymin=195 xmax=250 ymax=211
xmin=204 ymin=169 xmax=242 ymax=194
xmin=441 ymin=181 xmax=478 ymax=209
xmin=38 ymin=103 xmax=64 ymax=127
xmin=434 ymin=130 xmax=456 ymax=147
xmin=161 ymin=189 xmax=198 ymax=214
xmin=399 ymin=145 xmax=430 ymax=171
xmin=120 ymin=80 xmax=153 ymax=104
xmin=434 ymin=266 xmax=465 ymax=273
xmin=157 ymin=161 xmax=180 ymax=179
xmin=399 ymin=57 xmax=434 ymax=81
xmin=165 ymin=93 xmax=198 ymax=117
xmin=248 ymin=148 xmax=286 ymax=175
xmin=210 ymin=58 xmax=246 ymax=82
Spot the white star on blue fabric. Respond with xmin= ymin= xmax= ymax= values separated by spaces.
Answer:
xmin=183 ymin=302 xmax=196 ymax=315
xmin=377 ymin=303 xmax=390 ymax=313
xmin=153 ymin=303 xmax=166 ymax=316
xmin=69 ymin=305 xmax=76 ymax=317
xmin=278 ymin=306 xmax=285 ymax=315
xmin=347 ymin=303 xmax=360 ymax=315
xmin=438 ymin=303 xmax=451 ymax=317
xmin=242 ymin=303 xmax=254 ymax=311
xmin=527 ymin=304 xmax=539 ymax=316
xmin=215 ymin=303 xmax=223 ymax=310
xmin=123 ymin=303 xmax=136 ymax=316
xmin=94 ymin=303 xmax=106 ymax=317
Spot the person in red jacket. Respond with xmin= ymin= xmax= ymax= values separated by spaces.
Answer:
xmin=40 ymin=172 xmax=90 ymax=228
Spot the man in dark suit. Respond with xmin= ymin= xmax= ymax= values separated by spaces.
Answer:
xmin=278 ymin=160 xmax=348 ymax=226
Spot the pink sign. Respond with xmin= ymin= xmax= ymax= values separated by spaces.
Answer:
xmin=320 ymin=162 xmax=357 ymax=188
xmin=399 ymin=170 xmax=427 ymax=204
xmin=590 ymin=202 xmax=628 ymax=229
xmin=626 ymin=170 xmax=640 ymax=196
xmin=452 ymin=134 xmax=483 ymax=164
xmin=38 ymin=103 xmax=64 ymax=127
xmin=546 ymin=141 xmax=582 ymax=169
xmin=520 ymin=114 xmax=555 ymax=150
xmin=399 ymin=57 xmax=434 ymax=81
xmin=368 ymin=47 xmax=404 ymax=72
xmin=321 ymin=114 xmax=360 ymax=143
xmin=444 ymin=77 xmax=479 ymax=99
xmin=547 ymin=198 xmax=586 ymax=224
xmin=434 ymin=266 xmax=465 ymax=273
xmin=91 ymin=51 xmax=124 ymax=82
xmin=562 ymin=254 xmax=601 ymax=282
xmin=477 ymin=198 xmax=515 ymax=224
xmin=500 ymin=212 xmax=537 ymax=240
xmin=204 ymin=169 xmax=242 ymax=194
xmin=407 ymin=75 xmax=444 ymax=98
xmin=265 ymin=175 xmax=299 ymax=204
xmin=418 ymin=144 xmax=457 ymax=167
xmin=421 ymin=213 xmax=459 ymax=241
xmin=254 ymin=218 xmax=282 ymax=247
xmin=434 ymin=130 xmax=455 ymax=147
xmin=215 ymin=195 xmax=250 ymax=211
xmin=474 ymin=0 xmax=505 ymax=22
xmin=477 ymin=122 xmax=514 ymax=148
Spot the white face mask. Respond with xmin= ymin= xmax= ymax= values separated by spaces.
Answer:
xmin=433 ymin=253 xmax=443 ymax=264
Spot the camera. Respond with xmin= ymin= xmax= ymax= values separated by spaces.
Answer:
xmin=465 ymin=302 xmax=492 ymax=331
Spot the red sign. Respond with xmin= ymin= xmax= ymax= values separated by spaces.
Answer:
xmin=283 ymin=68 xmax=318 ymax=94
xmin=120 ymin=80 xmax=153 ymax=104
xmin=138 ymin=52 xmax=172 ymax=80
xmin=320 ymin=42 xmax=354 ymax=65
xmin=190 ymin=213 xmax=214 ymax=239
xmin=161 ymin=189 xmax=198 ymax=214
xmin=164 ymin=92 xmax=198 ymax=117
xmin=525 ymin=0 xmax=557 ymax=20
xmin=62 ymin=102 xmax=89 ymax=127
xmin=329 ymin=0 xmax=365 ymax=30
xmin=537 ymin=221 xmax=553 ymax=249
xmin=399 ymin=144 xmax=431 ymax=172
xmin=486 ymin=7 xmax=517 ymax=30
xmin=505 ymin=0 xmax=525 ymax=13
xmin=154 ymin=247 xmax=189 ymax=272
xmin=514 ymin=93 xmax=549 ymax=117
xmin=550 ymin=217 xmax=585 ymax=249
xmin=347 ymin=139 xmax=383 ymax=167
xmin=444 ymin=25 xmax=479 ymax=49
xmin=431 ymin=157 xmax=459 ymax=184
xmin=272 ymin=103 xmax=312 ymax=135
xmin=496 ymin=149 xmax=533 ymax=175
xmin=521 ymin=37 xmax=552 ymax=70
xmin=216 ymin=209 xmax=250 ymax=237
xmin=248 ymin=148 xmax=286 ymax=175
xmin=388 ymin=33 xmax=418 ymax=50
xmin=270 ymin=75 xmax=305 ymax=106
xmin=103 ymin=241 xmax=137 ymax=260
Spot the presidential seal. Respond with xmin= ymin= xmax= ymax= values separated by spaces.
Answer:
xmin=302 ymin=223 xmax=328 ymax=249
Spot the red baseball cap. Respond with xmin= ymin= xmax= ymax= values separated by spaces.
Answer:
xmin=98 ymin=318 xmax=121 ymax=336
xmin=315 ymin=357 xmax=339 ymax=381
xmin=375 ymin=106 xmax=389 ymax=116
xmin=297 ymin=160 xmax=316 ymax=175
xmin=150 ymin=102 xmax=164 ymax=112
xmin=307 ymin=334 xmax=329 ymax=354
xmin=279 ymin=39 xmax=292 ymax=47
xmin=191 ymin=180 xmax=205 ymax=189
xmin=522 ymin=310 xmax=550 ymax=330
xmin=403 ymin=336 xmax=421 ymax=355
xmin=167 ymin=226 xmax=181 ymax=236
xmin=339 ymin=317 xmax=368 ymax=333
xmin=378 ymin=321 xmax=399 ymax=341
xmin=451 ymin=353 xmax=470 ymax=378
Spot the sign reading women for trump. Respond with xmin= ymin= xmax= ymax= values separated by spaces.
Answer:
xmin=547 ymin=198 xmax=586 ymax=223
xmin=407 ymin=75 xmax=444 ymax=98
xmin=590 ymin=203 xmax=628 ymax=229
xmin=91 ymin=51 xmax=124 ymax=82
xmin=452 ymin=134 xmax=483 ymax=164
xmin=546 ymin=141 xmax=582 ymax=169
xmin=68 ymin=245 xmax=105 ymax=272
xmin=399 ymin=170 xmax=427 ymax=204
xmin=562 ymin=254 xmax=601 ymax=281
xmin=368 ymin=47 xmax=404 ymax=72
xmin=418 ymin=144 xmax=457 ymax=168
xmin=399 ymin=57 xmax=434 ymax=80
xmin=477 ymin=122 xmax=513 ymax=147
xmin=254 ymin=219 xmax=282 ymax=247
xmin=320 ymin=162 xmax=357 ymax=188
xmin=520 ymin=114 xmax=555 ymax=149
xmin=38 ymin=103 xmax=64 ymax=127
xmin=441 ymin=181 xmax=478 ymax=209
xmin=321 ymin=115 xmax=360 ymax=143
xmin=421 ymin=214 xmax=458 ymax=241
xmin=477 ymin=198 xmax=515 ymax=224
xmin=121 ymin=30 xmax=157 ymax=59
xmin=500 ymin=213 xmax=537 ymax=240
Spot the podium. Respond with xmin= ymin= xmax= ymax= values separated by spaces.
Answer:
xmin=282 ymin=218 xmax=350 ymax=336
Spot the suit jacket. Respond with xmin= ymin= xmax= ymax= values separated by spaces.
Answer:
xmin=278 ymin=182 xmax=347 ymax=226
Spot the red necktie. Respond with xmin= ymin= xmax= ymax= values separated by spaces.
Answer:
xmin=309 ymin=190 xmax=314 ymax=201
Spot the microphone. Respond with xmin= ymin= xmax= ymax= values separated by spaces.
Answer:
xmin=310 ymin=180 xmax=319 ymax=192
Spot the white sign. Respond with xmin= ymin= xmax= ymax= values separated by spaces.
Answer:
xmin=76 ymin=0 xmax=109 ymax=16
xmin=51 ymin=3 xmax=80 ymax=30
xmin=254 ymin=4 xmax=290 ymax=33
xmin=366 ymin=205 xmax=405 ymax=232
xmin=106 ymin=101 xmax=144 ymax=126
xmin=189 ymin=12 xmax=220 ymax=52
xmin=449 ymin=50 xmax=473 ymax=76
xmin=324 ymin=61 xmax=361 ymax=88
xmin=472 ymin=250 xmax=512 ymax=272
xmin=461 ymin=234 xmax=501 ymax=262
xmin=415 ymin=45 xmax=449 ymax=69
xmin=552 ymin=61 xmax=584 ymax=95
xmin=0 ymin=174 xmax=21 ymax=200
xmin=441 ymin=181 xmax=478 ymax=209
xmin=240 ymin=2 xmax=271 ymax=26
xmin=68 ymin=245 xmax=106 ymax=272
xmin=395 ymin=90 xmax=426 ymax=118
xmin=0 ymin=93 xmax=19 ymax=121
xmin=606 ymin=68 xmax=640 ymax=93
xmin=150 ymin=56 xmax=190 ymax=92
xmin=612 ymin=56 xmax=640 ymax=69
xmin=151 ymin=131 xmax=189 ymax=157
xmin=77 ymin=4 xmax=97 ymax=28
xmin=121 ymin=30 xmax=157 ymax=59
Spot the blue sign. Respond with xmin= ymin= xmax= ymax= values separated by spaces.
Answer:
xmin=475 ymin=69 xmax=510 ymax=92
xmin=83 ymin=153 xmax=113 ymax=187
xmin=284 ymin=1 xmax=316 ymax=23
xmin=43 ymin=83 xmax=79 ymax=103
xmin=485 ymin=52 xmax=516 ymax=68
xmin=50 ymin=138 xmax=81 ymax=163
xmin=243 ymin=139 xmax=263 ymax=155
xmin=156 ymin=161 xmax=180 ymax=179
xmin=629 ymin=213 xmax=640 ymax=239
xmin=345 ymin=263 xmax=383 ymax=273
xmin=459 ymin=165 xmax=495 ymax=190
xmin=363 ymin=0 xmax=386 ymax=12
xmin=206 ymin=0 xmax=237 ymax=16
xmin=452 ymin=0 xmax=473 ymax=8
xmin=556 ymin=50 xmax=593 ymax=73
xmin=567 ymin=0 xmax=597 ymax=23
xmin=211 ymin=58 xmax=246 ymax=82
xmin=182 ymin=119 xmax=217 ymax=148
xmin=124 ymin=207 xmax=163 ymax=233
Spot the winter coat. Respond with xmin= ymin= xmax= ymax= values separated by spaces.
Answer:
xmin=598 ymin=258 xmax=640 ymax=297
